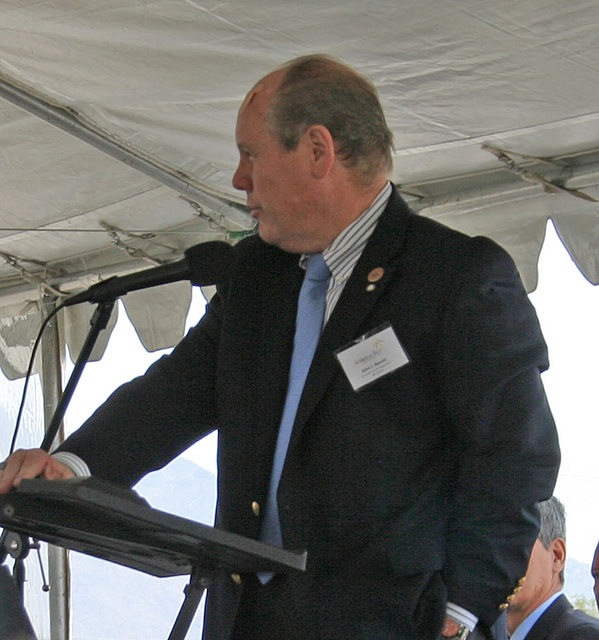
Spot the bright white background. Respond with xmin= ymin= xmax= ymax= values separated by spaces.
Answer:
xmin=529 ymin=223 xmax=599 ymax=569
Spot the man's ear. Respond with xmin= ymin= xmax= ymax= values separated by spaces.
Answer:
xmin=551 ymin=538 xmax=566 ymax=573
xmin=306 ymin=125 xmax=335 ymax=179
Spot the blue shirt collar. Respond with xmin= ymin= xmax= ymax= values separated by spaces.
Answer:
xmin=510 ymin=591 xmax=563 ymax=640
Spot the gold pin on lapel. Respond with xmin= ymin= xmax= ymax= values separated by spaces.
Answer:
xmin=366 ymin=267 xmax=385 ymax=292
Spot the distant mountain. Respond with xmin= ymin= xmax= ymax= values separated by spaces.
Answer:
xmin=135 ymin=454 xmax=217 ymax=524
xmin=564 ymin=556 xmax=598 ymax=616
xmin=69 ymin=456 xmax=217 ymax=640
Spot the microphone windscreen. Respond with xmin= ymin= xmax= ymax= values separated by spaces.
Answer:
xmin=185 ymin=241 xmax=234 ymax=286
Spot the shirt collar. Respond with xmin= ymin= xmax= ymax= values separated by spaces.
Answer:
xmin=509 ymin=591 xmax=564 ymax=640
xmin=299 ymin=181 xmax=392 ymax=276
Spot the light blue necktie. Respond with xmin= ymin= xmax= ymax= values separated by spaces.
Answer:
xmin=259 ymin=253 xmax=330 ymax=576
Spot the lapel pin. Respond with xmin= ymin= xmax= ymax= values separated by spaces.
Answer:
xmin=366 ymin=267 xmax=385 ymax=292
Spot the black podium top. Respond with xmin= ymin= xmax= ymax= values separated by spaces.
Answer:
xmin=0 ymin=477 xmax=306 ymax=579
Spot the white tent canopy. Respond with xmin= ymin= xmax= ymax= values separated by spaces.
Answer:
xmin=1 ymin=0 xmax=599 ymax=379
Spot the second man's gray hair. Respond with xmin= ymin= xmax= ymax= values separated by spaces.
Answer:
xmin=538 ymin=495 xmax=566 ymax=548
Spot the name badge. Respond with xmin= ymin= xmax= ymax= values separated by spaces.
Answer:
xmin=335 ymin=323 xmax=410 ymax=391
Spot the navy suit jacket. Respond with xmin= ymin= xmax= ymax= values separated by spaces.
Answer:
xmin=524 ymin=594 xmax=599 ymax=640
xmin=59 ymin=188 xmax=560 ymax=639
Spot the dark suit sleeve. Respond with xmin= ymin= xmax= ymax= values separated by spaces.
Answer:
xmin=56 ymin=282 xmax=227 ymax=487
xmin=436 ymin=236 xmax=560 ymax=624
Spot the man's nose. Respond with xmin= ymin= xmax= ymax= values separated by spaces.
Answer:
xmin=232 ymin=159 xmax=252 ymax=192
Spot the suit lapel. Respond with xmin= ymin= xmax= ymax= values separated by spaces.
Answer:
xmin=250 ymin=247 xmax=303 ymax=482
xmin=525 ymin=595 xmax=569 ymax=640
xmin=287 ymin=188 xmax=414 ymax=452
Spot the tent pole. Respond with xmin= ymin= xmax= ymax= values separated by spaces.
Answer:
xmin=0 ymin=73 xmax=254 ymax=232
xmin=39 ymin=296 xmax=70 ymax=640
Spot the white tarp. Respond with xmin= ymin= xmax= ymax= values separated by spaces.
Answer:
xmin=1 ymin=0 xmax=598 ymax=377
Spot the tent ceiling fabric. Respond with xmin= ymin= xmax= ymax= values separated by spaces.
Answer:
xmin=1 ymin=0 xmax=598 ymax=378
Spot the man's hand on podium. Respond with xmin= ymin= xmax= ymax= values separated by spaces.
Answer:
xmin=0 ymin=449 xmax=74 ymax=494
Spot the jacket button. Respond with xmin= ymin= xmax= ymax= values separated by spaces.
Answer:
xmin=231 ymin=573 xmax=242 ymax=585
xmin=251 ymin=501 xmax=260 ymax=516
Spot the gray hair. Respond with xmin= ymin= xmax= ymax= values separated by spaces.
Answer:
xmin=268 ymin=54 xmax=394 ymax=185
xmin=538 ymin=496 xmax=566 ymax=547
xmin=538 ymin=496 xmax=566 ymax=583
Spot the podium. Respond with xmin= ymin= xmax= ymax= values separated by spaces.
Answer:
xmin=0 ymin=477 xmax=307 ymax=640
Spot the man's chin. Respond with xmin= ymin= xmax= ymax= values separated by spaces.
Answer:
xmin=257 ymin=224 xmax=283 ymax=249
xmin=257 ymin=224 xmax=306 ymax=254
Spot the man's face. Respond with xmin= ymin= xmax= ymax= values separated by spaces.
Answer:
xmin=506 ymin=538 xmax=565 ymax=634
xmin=592 ymin=542 xmax=599 ymax=609
xmin=232 ymin=75 xmax=323 ymax=254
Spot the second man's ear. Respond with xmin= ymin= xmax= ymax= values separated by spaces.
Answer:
xmin=551 ymin=537 xmax=566 ymax=572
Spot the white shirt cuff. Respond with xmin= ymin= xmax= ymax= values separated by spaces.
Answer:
xmin=52 ymin=452 xmax=91 ymax=477
xmin=446 ymin=602 xmax=478 ymax=632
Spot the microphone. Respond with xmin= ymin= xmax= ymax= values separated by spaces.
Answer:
xmin=62 ymin=241 xmax=233 ymax=307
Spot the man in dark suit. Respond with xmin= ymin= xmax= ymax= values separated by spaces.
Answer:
xmin=506 ymin=497 xmax=599 ymax=639
xmin=0 ymin=54 xmax=559 ymax=639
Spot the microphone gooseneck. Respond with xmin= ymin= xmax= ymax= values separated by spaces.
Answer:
xmin=62 ymin=241 xmax=233 ymax=307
